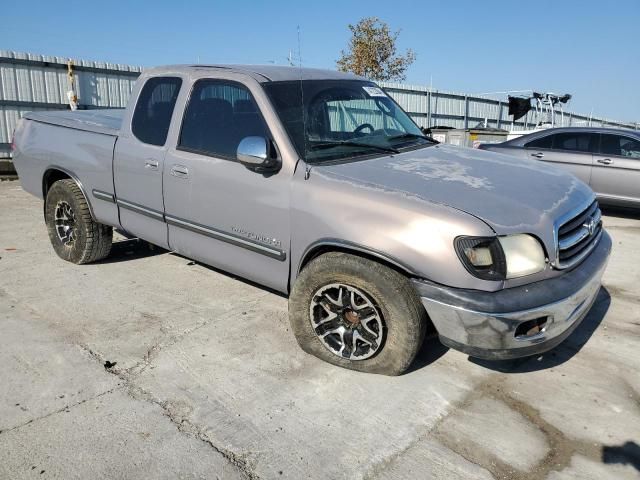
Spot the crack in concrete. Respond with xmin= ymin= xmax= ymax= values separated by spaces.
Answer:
xmin=77 ymin=339 xmax=261 ymax=479
xmin=5 ymin=278 xmax=268 ymax=479
xmin=127 ymin=385 xmax=261 ymax=480
xmin=123 ymin=292 xmax=270 ymax=378
xmin=0 ymin=387 xmax=121 ymax=434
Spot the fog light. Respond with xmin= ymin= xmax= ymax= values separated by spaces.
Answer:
xmin=514 ymin=317 xmax=548 ymax=339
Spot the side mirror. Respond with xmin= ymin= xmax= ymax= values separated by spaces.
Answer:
xmin=237 ymin=136 xmax=277 ymax=171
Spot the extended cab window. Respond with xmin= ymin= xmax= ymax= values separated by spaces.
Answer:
xmin=600 ymin=134 xmax=640 ymax=158
xmin=551 ymin=132 xmax=596 ymax=153
xmin=525 ymin=135 xmax=553 ymax=149
xmin=132 ymin=77 xmax=182 ymax=146
xmin=179 ymin=80 xmax=269 ymax=159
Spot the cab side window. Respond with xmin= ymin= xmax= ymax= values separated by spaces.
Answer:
xmin=525 ymin=135 xmax=553 ymax=149
xmin=132 ymin=77 xmax=182 ymax=146
xmin=179 ymin=80 xmax=269 ymax=159
xmin=600 ymin=134 xmax=640 ymax=159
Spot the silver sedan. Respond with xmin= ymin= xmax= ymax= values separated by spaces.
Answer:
xmin=480 ymin=127 xmax=640 ymax=208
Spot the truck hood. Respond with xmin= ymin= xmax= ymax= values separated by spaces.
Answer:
xmin=314 ymin=144 xmax=595 ymax=235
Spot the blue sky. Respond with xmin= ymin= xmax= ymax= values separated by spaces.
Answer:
xmin=3 ymin=0 xmax=638 ymax=122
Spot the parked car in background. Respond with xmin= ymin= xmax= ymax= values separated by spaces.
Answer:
xmin=12 ymin=65 xmax=611 ymax=375
xmin=479 ymin=127 xmax=640 ymax=208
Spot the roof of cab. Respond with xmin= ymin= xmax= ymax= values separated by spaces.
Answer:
xmin=143 ymin=64 xmax=366 ymax=82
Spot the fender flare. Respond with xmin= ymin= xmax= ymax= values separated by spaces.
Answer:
xmin=42 ymin=165 xmax=96 ymax=221
xmin=296 ymin=238 xmax=418 ymax=278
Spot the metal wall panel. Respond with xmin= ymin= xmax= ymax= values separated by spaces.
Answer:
xmin=0 ymin=51 xmax=142 ymax=158
xmin=380 ymin=81 xmax=636 ymax=133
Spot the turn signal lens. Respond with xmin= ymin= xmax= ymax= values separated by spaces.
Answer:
xmin=455 ymin=236 xmax=507 ymax=281
xmin=463 ymin=246 xmax=493 ymax=266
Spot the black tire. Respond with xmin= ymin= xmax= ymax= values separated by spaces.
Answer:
xmin=289 ymin=252 xmax=427 ymax=376
xmin=45 ymin=179 xmax=113 ymax=264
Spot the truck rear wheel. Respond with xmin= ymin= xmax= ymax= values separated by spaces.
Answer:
xmin=289 ymin=252 xmax=427 ymax=375
xmin=45 ymin=179 xmax=113 ymax=264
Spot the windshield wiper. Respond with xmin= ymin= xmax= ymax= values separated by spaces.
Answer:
xmin=388 ymin=133 xmax=437 ymax=143
xmin=310 ymin=141 xmax=400 ymax=154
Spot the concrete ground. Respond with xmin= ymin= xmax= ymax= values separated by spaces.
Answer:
xmin=0 ymin=179 xmax=638 ymax=480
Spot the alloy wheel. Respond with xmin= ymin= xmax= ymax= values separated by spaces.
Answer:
xmin=309 ymin=283 xmax=385 ymax=360
xmin=54 ymin=201 xmax=77 ymax=246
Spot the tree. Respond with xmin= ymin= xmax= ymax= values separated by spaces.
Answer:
xmin=337 ymin=17 xmax=416 ymax=82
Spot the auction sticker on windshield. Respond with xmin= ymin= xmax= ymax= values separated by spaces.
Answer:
xmin=363 ymin=86 xmax=386 ymax=97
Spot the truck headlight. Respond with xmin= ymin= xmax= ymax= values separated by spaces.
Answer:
xmin=498 ymin=234 xmax=546 ymax=278
xmin=455 ymin=234 xmax=546 ymax=280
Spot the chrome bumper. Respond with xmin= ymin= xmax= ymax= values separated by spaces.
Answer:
xmin=413 ymin=231 xmax=611 ymax=360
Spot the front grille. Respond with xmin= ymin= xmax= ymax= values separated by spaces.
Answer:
xmin=556 ymin=200 xmax=602 ymax=269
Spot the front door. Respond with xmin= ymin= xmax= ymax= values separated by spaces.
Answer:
xmin=113 ymin=76 xmax=182 ymax=248
xmin=591 ymin=133 xmax=640 ymax=204
xmin=162 ymin=78 xmax=290 ymax=292
xmin=524 ymin=131 xmax=597 ymax=184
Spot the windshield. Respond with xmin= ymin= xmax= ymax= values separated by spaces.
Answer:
xmin=263 ymin=80 xmax=434 ymax=163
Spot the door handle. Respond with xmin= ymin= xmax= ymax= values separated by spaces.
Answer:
xmin=144 ymin=159 xmax=159 ymax=170
xmin=170 ymin=165 xmax=189 ymax=178
xmin=596 ymin=158 xmax=613 ymax=165
xmin=531 ymin=152 xmax=544 ymax=159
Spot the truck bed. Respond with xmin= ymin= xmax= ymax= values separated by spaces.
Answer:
xmin=24 ymin=109 xmax=124 ymax=136
xmin=14 ymin=108 xmax=122 ymax=229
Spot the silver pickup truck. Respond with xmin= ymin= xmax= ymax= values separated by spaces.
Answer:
xmin=12 ymin=65 xmax=611 ymax=375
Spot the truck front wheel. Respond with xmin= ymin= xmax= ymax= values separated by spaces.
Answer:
xmin=45 ymin=179 xmax=113 ymax=264
xmin=289 ymin=252 xmax=427 ymax=375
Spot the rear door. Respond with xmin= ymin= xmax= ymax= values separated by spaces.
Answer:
xmin=524 ymin=131 xmax=597 ymax=184
xmin=591 ymin=133 xmax=640 ymax=204
xmin=113 ymin=76 xmax=182 ymax=248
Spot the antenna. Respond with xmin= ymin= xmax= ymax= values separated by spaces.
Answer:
xmin=297 ymin=25 xmax=310 ymax=176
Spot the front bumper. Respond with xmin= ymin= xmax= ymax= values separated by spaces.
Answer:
xmin=413 ymin=231 xmax=612 ymax=360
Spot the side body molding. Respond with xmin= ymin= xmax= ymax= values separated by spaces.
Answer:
xmin=91 ymin=189 xmax=287 ymax=261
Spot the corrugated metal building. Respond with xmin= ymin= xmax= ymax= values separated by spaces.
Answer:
xmin=0 ymin=51 xmax=141 ymax=159
xmin=379 ymin=82 xmax=637 ymax=131
xmin=1 ymin=50 xmax=637 ymax=160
